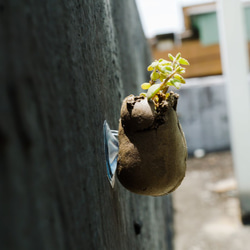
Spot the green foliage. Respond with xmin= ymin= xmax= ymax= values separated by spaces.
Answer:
xmin=140 ymin=53 xmax=190 ymax=104
xmin=147 ymin=83 xmax=161 ymax=100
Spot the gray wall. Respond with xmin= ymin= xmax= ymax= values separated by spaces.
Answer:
xmin=0 ymin=1 xmax=174 ymax=250
xmin=176 ymin=76 xmax=230 ymax=155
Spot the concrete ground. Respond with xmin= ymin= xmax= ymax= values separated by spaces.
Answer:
xmin=173 ymin=151 xmax=250 ymax=250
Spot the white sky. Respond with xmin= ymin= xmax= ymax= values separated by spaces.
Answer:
xmin=135 ymin=0 xmax=214 ymax=38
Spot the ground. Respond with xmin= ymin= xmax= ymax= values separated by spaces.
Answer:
xmin=173 ymin=151 xmax=250 ymax=250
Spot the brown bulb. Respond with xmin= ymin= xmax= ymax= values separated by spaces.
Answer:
xmin=117 ymin=93 xmax=187 ymax=196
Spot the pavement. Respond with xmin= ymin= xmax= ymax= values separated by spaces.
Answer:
xmin=173 ymin=151 xmax=250 ymax=250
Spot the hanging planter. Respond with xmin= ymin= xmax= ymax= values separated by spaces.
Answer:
xmin=117 ymin=53 xmax=189 ymax=196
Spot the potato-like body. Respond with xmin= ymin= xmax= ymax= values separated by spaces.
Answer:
xmin=117 ymin=93 xmax=187 ymax=196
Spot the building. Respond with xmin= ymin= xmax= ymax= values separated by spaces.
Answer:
xmin=150 ymin=2 xmax=250 ymax=78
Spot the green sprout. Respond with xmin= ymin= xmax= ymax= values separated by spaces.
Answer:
xmin=140 ymin=52 xmax=189 ymax=105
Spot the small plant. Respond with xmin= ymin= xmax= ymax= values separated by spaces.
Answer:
xmin=117 ymin=52 xmax=190 ymax=196
xmin=140 ymin=52 xmax=189 ymax=106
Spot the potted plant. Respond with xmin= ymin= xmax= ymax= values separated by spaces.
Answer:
xmin=117 ymin=53 xmax=189 ymax=196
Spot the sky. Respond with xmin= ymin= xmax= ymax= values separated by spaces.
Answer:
xmin=134 ymin=0 xmax=217 ymax=38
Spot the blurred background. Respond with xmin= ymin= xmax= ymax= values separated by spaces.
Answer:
xmin=135 ymin=0 xmax=250 ymax=249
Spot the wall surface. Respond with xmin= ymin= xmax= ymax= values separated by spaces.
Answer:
xmin=176 ymin=75 xmax=230 ymax=155
xmin=0 ymin=1 xmax=173 ymax=250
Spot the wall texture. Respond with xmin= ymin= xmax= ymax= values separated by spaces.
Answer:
xmin=0 ymin=1 xmax=173 ymax=249
xmin=176 ymin=75 xmax=230 ymax=155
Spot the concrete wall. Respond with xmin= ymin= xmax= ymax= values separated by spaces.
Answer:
xmin=176 ymin=75 xmax=230 ymax=155
xmin=0 ymin=1 xmax=173 ymax=250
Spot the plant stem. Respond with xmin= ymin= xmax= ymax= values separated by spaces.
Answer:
xmin=159 ymin=67 xmax=179 ymax=91
xmin=162 ymin=86 xmax=169 ymax=94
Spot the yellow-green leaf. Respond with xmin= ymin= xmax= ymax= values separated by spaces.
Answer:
xmin=150 ymin=71 xmax=159 ymax=81
xmin=151 ymin=61 xmax=158 ymax=68
xmin=158 ymin=65 xmax=166 ymax=73
xmin=147 ymin=65 xmax=153 ymax=71
xmin=176 ymin=52 xmax=181 ymax=60
xmin=140 ymin=92 xmax=147 ymax=97
xmin=159 ymin=74 xmax=166 ymax=82
xmin=179 ymin=57 xmax=190 ymax=65
xmin=174 ymin=74 xmax=186 ymax=83
xmin=147 ymin=83 xmax=161 ymax=100
xmin=141 ymin=82 xmax=151 ymax=90
xmin=168 ymin=79 xmax=182 ymax=89
xmin=165 ymin=65 xmax=173 ymax=72
xmin=174 ymin=73 xmax=185 ymax=83
xmin=159 ymin=59 xmax=170 ymax=65
xmin=168 ymin=53 xmax=174 ymax=61
xmin=173 ymin=82 xmax=182 ymax=89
